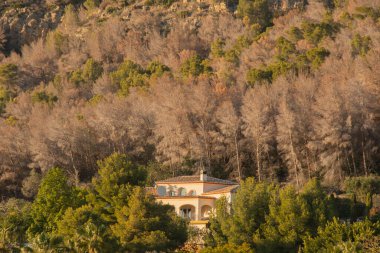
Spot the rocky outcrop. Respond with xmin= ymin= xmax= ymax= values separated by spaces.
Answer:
xmin=0 ymin=3 xmax=65 ymax=53
xmin=269 ymin=0 xmax=308 ymax=13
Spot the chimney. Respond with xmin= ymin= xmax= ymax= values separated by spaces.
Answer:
xmin=200 ymin=169 xmax=207 ymax=181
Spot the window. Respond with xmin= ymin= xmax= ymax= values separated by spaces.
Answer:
xmin=157 ymin=186 xmax=166 ymax=196
xmin=178 ymin=187 xmax=187 ymax=196
xmin=180 ymin=208 xmax=192 ymax=219
xmin=179 ymin=205 xmax=195 ymax=220
xmin=188 ymin=190 xmax=196 ymax=196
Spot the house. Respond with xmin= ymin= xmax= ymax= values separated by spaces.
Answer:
xmin=151 ymin=170 xmax=239 ymax=229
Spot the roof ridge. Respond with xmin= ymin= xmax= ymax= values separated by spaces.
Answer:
xmin=156 ymin=174 xmax=237 ymax=185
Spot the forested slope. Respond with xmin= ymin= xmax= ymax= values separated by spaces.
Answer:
xmin=0 ymin=0 xmax=379 ymax=198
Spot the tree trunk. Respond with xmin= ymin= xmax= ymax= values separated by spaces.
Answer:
xmin=234 ymin=131 xmax=242 ymax=181
xmin=256 ymin=141 xmax=261 ymax=182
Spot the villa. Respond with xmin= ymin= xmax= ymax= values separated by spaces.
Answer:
xmin=151 ymin=170 xmax=239 ymax=229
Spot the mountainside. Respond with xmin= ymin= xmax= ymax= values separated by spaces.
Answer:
xmin=0 ymin=0 xmax=379 ymax=198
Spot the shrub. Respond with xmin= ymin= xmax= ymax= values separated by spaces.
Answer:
xmin=302 ymin=218 xmax=380 ymax=253
xmin=84 ymin=0 xmax=100 ymax=10
xmin=31 ymin=91 xmax=58 ymax=105
xmin=180 ymin=55 xmax=212 ymax=78
xmin=110 ymin=60 xmax=147 ymax=95
xmin=246 ymin=67 xmax=272 ymax=86
xmin=275 ymin=36 xmax=297 ymax=60
xmin=351 ymin=34 xmax=372 ymax=57
xmin=287 ymin=27 xmax=304 ymax=42
xmin=306 ymin=47 xmax=330 ymax=70
xmin=146 ymin=61 xmax=170 ymax=78
xmin=345 ymin=176 xmax=380 ymax=199
xmin=0 ymin=63 xmax=18 ymax=87
xmin=237 ymin=0 xmax=272 ymax=29
xmin=301 ymin=20 xmax=338 ymax=45
xmin=211 ymin=38 xmax=226 ymax=58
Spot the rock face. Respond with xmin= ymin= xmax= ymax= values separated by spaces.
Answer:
xmin=0 ymin=2 xmax=64 ymax=53
xmin=0 ymin=0 xmax=307 ymax=53
xmin=269 ymin=0 xmax=307 ymax=13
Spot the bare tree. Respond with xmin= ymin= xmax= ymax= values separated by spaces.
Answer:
xmin=242 ymin=85 xmax=277 ymax=181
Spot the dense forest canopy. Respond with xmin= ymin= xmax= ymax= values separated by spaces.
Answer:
xmin=1 ymin=0 xmax=379 ymax=197
xmin=0 ymin=0 xmax=380 ymax=251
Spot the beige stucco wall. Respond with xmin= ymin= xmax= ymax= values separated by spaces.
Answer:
xmin=156 ymin=182 xmax=231 ymax=196
xmin=203 ymin=192 xmax=233 ymax=202
xmin=156 ymin=197 xmax=217 ymax=220
xmin=156 ymin=182 xmax=204 ymax=196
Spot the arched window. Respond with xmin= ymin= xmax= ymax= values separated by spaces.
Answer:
xmin=157 ymin=186 xmax=166 ymax=196
xmin=201 ymin=205 xmax=212 ymax=219
xmin=178 ymin=187 xmax=187 ymax=196
xmin=188 ymin=190 xmax=196 ymax=196
xmin=179 ymin=205 xmax=196 ymax=220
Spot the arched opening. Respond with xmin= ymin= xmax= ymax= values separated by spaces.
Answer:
xmin=167 ymin=186 xmax=176 ymax=196
xmin=178 ymin=187 xmax=187 ymax=196
xmin=157 ymin=186 xmax=166 ymax=196
xmin=179 ymin=204 xmax=196 ymax=220
xmin=201 ymin=205 xmax=212 ymax=219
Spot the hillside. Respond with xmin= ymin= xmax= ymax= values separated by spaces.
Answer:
xmin=1 ymin=0 xmax=380 ymax=252
xmin=0 ymin=0 xmax=379 ymax=198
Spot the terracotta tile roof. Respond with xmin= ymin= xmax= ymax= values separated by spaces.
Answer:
xmin=156 ymin=175 xmax=237 ymax=185
xmin=202 ymin=185 xmax=240 ymax=195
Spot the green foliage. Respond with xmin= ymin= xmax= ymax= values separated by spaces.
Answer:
xmin=246 ymin=67 xmax=272 ymax=86
xmin=82 ymin=58 xmax=104 ymax=82
xmin=302 ymin=218 xmax=380 ymax=253
xmin=89 ymin=153 xmax=147 ymax=222
xmin=301 ymin=20 xmax=339 ymax=46
xmin=224 ymin=35 xmax=254 ymax=65
xmin=146 ymin=60 xmax=170 ymax=78
xmin=180 ymin=55 xmax=212 ymax=78
xmin=333 ymin=0 xmax=347 ymax=9
xmin=237 ymin=0 xmax=272 ymax=29
xmin=69 ymin=68 xmax=85 ymax=86
xmin=48 ymin=31 xmax=69 ymax=56
xmin=345 ymin=176 xmax=380 ymax=216
xmin=351 ymin=34 xmax=372 ymax=57
xmin=70 ymin=58 xmax=103 ymax=86
xmin=110 ymin=60 xmax=147 ymax=96
xmin=84 ymin=0 xmax=100 ymax=10
xmin=268 ymin=59 xmax=296 ymax=80
xmin=0 ymin=63 xmax=18 ymax=87
xmin=354 ymin=7 xmax=380 ymax=22
xmin=111 ymin=187 xmax=187 ymax=252
xmin=306 ymin=47 xmax=330 ymax=70
xmin=201 ymin=243 xmax=254 ymax=253
xmin=205 ymin=196 xmax=229 ymax=247
xmin=27 ymin=168 xmax=82 ymax=237
xmin=255 ymin=185 xmax=310 ymax=252
xmin=0 ymin=199 xmax=31 ymax=250
xmin=254 ymin=179 xmax=333 ymax=252
xmin=206 ymin=178 xmax=275 ymax=247
xmin=228 ymin=178 xmax=275 ymax=245
xmin=31 ymin=91 xmax=58 ymax=105
xmin=0 ymin=86 xmax=12 ymax=114
xmin=275 ymin=37 xmax=297 ymax=60
xmin=300 ymin=179 xmax=332 ymax=235
xmin=57 ymin=205 xmax=118 ymax=252
xmin=345 ymin=177 xmax=380 ymax=199
xmin=211 ymin=38 xmax=226 ymax=58
xmin=288 ymin=26 xmax=304 ymax=42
